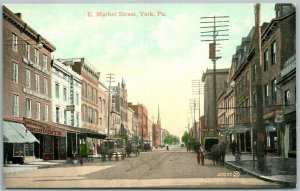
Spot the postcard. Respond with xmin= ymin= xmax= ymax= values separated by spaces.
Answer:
xmin=2 ymin=2 xmax=296 ymax=189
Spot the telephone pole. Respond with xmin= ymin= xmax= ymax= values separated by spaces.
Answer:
xmin=106 ymin=73 xmax=115 ymax=137
xmin=192 ymin=80 xmax=205 ymax=143
xmin=254 ymin=3 xmax=265 ymax=171
xmin=200 ymin=15 xmax=229 ymax=136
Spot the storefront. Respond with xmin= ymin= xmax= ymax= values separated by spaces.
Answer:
xmin=284 ymin=111 xmax=296 ymax=158
xmin=23 ymin=118 xmax=71 ymax=160
xmin=3 ymin=120 xmax=39 ymax=164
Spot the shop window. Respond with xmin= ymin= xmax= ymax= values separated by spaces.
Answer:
xmin=44 ymin=135 xmax=53 ymax=153
xmin=13 ymin=143 xmax=24 ymax=157
xmin=24 ymin=143 xmax=34 ymax=156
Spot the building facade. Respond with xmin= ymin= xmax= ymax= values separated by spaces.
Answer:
xmin=128 ymin=103 xmax=148 ymax=142
xmin=202 ymin=68 xmax=229 ymax=137
xmin=2 ymin=6 xmax=74 ymax=162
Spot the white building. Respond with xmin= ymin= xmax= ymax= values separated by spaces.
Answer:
xmin=127 ymin=107 xmax=137 ymax=138
xmin=51 ymin=59 xmax=82 ymax=127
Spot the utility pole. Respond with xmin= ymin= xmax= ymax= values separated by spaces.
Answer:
xmin=254 ymin=3 xmax=265 ymax=171
xmin=106 ymin=73 xmax=115 ymax=137
xmin=141 ymin=104 xmax=144 ymax=151
xmin=201 ymin=15 xmax=229 ymax=137
xmin=192 ymin=80 xmax=205 ymax=144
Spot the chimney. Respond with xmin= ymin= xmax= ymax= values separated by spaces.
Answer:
xmin=15 ymin=13 xmax=22 ymax=19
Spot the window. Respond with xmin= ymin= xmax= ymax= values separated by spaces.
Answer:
xmin=76 ymin=93 xmax=79 ymax=105
xmin=34 ymin=49 xmax=39 ymax=64
xmin=56 ymin=107 xmax=60 ymax=123
xmin=76 ymin=112 xmax=79 ymax=127
xmin=63 ymin=87 xmax=67 ymax=101
xmin=12 ymin=62 xmax=18 ymax=83
xmin=284 ymin=90 xmax=291 ymax=108
xmin=93 ymin=110 xmax=98 ymax=124
xmin=25 ymin=42 xmax=30 ymax=59
xmin=25 ymin=99 xmax=32 ymax=118
xmin=264 ymin=84 xmax=269 ymax=107
xmin=92 ymin=88 xmax=97 ymax=103
xmin=88 ymin=107 xmax=93 ymax=123
xmin=36 ymin=102 xmax=40 ymax=120
xmin=253 ymin=63 xmax=257 ymax=80
xmin=271 ymin=79 xmax=277 ymax=105
xmin=271 ymin=41 xmax=276 ymax=65
xmin=13 ymin=94 xmax=19 ymax=117
xmin=25 ymin=69 xmax=31 ymax=88
xmin=83 ymin=105 xmax=87 ymax=122
xmin=12 ymin=33 xmax=18 ymax=51
xmin=82 ymin=81 xmax=87 ymax=98
xmin=43 ymin=54 xmax=48 ymax=69
xmin=264 ymin=50 xmax=269 ymax=71
xmin=35 ymin=74 xmax=40 ymax=93
xmin=44 ymin=105 xmax=48 ymax=122
xmin=64 ymin=110 xmax=67 ymax=125
xmin=43 ymin=78 xmax=48 ymax=95
xmin=55 ymin=83 xmax=59 ymax=98
xmin=100 ymin=98 xmax=102 ymax=113
xmin=88 ymin=85 xmax=92 ymax=101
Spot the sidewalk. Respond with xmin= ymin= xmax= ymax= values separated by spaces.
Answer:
xmin=4 ymin=160 xmax=67 ymax=175
xmin=225 ymin=153 xmax=296 ymax=187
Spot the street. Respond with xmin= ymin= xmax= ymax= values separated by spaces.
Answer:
xmin=4 ymin=147 xmax=283 ymax=188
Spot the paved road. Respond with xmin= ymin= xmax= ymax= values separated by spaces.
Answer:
xmin=4 ymin=148 xmax=283 ymax=188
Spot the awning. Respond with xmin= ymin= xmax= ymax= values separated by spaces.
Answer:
xmin=235 ymin=125 xmax=251 ymax=133
xmin=79 ymin=128 xmax=107 ymax=139
xmin=3 ymin=121 xmax=39 ymax=143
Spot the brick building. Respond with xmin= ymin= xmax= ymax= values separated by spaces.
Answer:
xmin=128 ymin=103 xmax=148 ymax=142
xmin=2 ymin=6 xmax=77 ymax=161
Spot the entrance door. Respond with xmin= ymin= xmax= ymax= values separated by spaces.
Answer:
xmin=54 ymin=137 xmax=59 ymax=160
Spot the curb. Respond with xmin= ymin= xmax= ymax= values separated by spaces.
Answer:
xmin=225 ymin=161 xmax=296 ymax=188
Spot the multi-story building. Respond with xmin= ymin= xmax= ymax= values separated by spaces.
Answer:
xmin=261 ymin=4 xmax=296 ymax=157
xmin=127 ymin=107 xmax=138 ymax=138
xmin=111 ymin=79 xmax=128 ymax=136
xmin=51 ymin=59 xmax=82 ymax=128
xmin=202 ymin=68 xmax=229 ymax=137
xmin=2 ymin=6 xmax=76 ymax=162
xmin=98 ymin=81 xmax=108 ymax=135
xmin=129 ymin=103 xmax=148 ymax=142
xmin=72 ymin=58 xmax=105 ymax=147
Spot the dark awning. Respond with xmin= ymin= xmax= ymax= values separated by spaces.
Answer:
xmin=3 ymin=121 xmax=39 ymax=143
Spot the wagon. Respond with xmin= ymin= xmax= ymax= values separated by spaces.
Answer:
xmin=101 ymin=138 xmax=126 ymax=161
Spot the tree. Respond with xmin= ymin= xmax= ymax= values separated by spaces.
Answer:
xmin=181 ymin=131 xmax=190 ymax=146
xmin=164 ymin=134 xmax=179 ymax=145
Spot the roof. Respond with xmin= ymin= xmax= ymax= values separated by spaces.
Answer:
xmin=3 ymin=121 xmax=39 ymax=143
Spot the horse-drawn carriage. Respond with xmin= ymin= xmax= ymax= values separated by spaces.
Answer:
xmin=101 ymin=138 xmax=126 ymax=161
xmin=126 ymin=136 xmax=140 ymax=157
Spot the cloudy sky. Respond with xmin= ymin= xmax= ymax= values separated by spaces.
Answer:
xmin=6 ymin=3 xmax=276 ymax=137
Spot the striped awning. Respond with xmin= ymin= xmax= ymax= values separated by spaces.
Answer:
xmin=3 ymin=121 xmax=39 ymax=143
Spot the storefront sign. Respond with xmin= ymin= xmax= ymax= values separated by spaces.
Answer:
xmin=24 ymin=118 xmax=65 ymax=137
xmin=281 ymin=54 xmax=296 ymax=77
xmin=66 ymin=105 xmax=75 ymax=111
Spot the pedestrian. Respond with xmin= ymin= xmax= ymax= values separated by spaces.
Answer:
xmin=196 ymin=149 xmax=201 ymax=165
xmin=200 ymin=147 xmax=205 ymax=165
xmin=231 ymin=141 xmax=237 ymax=156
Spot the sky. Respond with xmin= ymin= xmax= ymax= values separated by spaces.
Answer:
xmin=5 ymin=3 xmax=276 ymax=137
